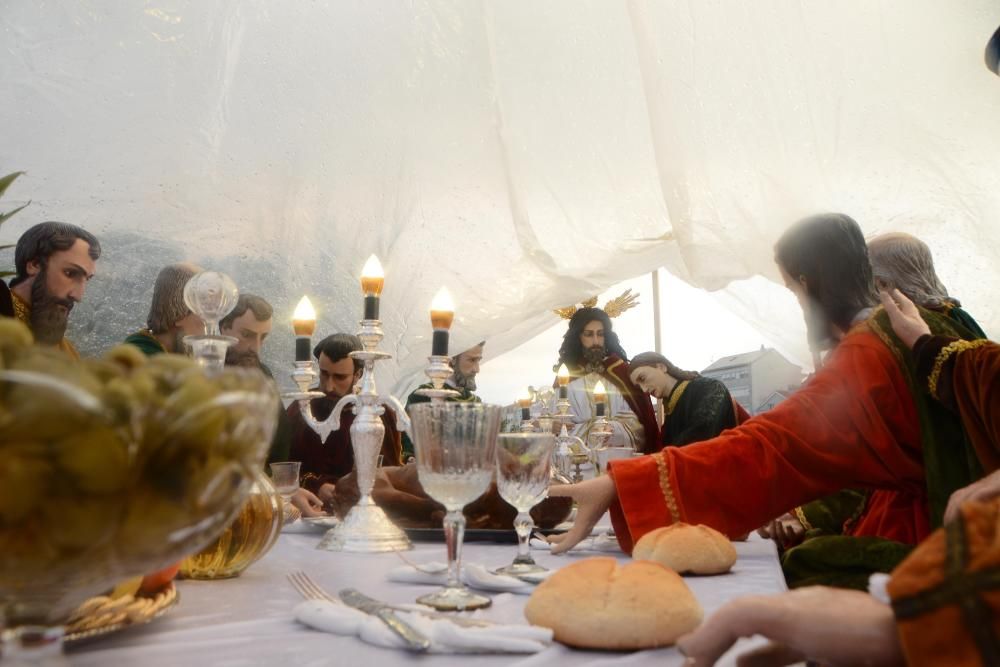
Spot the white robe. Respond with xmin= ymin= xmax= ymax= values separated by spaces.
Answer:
xmin=565 ymin=373 xmax=644 ymax=451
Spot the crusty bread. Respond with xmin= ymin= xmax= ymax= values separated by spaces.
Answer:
xmin=523 ymin=557 xmax=702 ymax=649
xmin=632 ymin=523 xmax=737 ymax=575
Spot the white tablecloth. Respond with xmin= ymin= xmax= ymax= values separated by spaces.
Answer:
xmin=67 ymin=528 xmax=788 ymax=666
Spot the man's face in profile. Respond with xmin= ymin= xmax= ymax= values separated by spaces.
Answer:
xmin=453 ymin=344 xmax=484 ymax=391
xmin=26 ymin=239 xmax=96 ymax=344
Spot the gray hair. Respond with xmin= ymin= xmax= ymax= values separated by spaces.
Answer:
xmin=146 ymin=262 xmax=203 ymax=333
xmin=868 ymin=232 xmax=956 ymax=310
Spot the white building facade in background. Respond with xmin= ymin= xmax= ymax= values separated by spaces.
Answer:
xmin=701 ymin=347 xmax=804 ymax=415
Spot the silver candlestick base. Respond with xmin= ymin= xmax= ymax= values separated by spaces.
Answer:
xmin=318 ymin=496 xmax=411 ymax=552
xmin=414 ymin=354 xmax=460 ymax=402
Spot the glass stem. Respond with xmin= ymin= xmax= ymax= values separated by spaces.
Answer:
xmin=443 ymin=510 xmax=466 ymax=589
xmin=513 ymin=511 xmax=535 ymax=564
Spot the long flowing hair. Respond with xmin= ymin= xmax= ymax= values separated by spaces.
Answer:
xmin=775 ymin=213 xmax=878 ymax=345
xmin=628 ymin=351 xmax=700 ymax=381
xmin=556 ymin=307 xmax=628 ymax=369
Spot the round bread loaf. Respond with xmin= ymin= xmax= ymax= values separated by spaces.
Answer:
xmin=523 ymin=557 xmax=702 ymax=649
xmin=632 ymin=523 xmax=737 ymax=575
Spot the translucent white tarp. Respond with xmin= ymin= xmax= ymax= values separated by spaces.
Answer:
xmin=2 ymin=1 xmax=998 ymax=396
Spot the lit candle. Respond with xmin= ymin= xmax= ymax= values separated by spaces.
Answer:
xmin=517 ymin=388 xmax=533 ymax=421
xmin=292 ymin=296 xmax=316 ymax=362
xmin=429 ymin=287 xmax=454 ymax=357
xmin=557 ymin=363 xmax=570 ymax=399
xmin=360 ymin=254 xmax=385 ymax=320
xmin=593 ymin=379 xmax=607 ymax=417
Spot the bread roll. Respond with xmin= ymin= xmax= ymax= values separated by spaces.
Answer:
xmin=632 ymin=523 xmax=737 ymax=575
xmin=524 ymin=557 xmax=702 ymax=649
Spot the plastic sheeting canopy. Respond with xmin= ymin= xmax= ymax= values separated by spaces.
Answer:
xmin=2 ymin=1 xmax=998 ymax=396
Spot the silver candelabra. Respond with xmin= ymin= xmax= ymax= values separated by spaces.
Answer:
xmin=287 ymin=318 xmax=412 ymax=553
xmin=551 ymin=393 xmax=589 ymax=483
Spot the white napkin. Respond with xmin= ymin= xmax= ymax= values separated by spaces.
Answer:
xmin=386 ymin=562 xmax=548 ymax=594
xmin=282 ymin=520 xmax=315 ymax=534
xmin=529 ymin=532 xmax=621 ymax=553
xmin=282 ymin=516 xmax=338 ymax=533
xmin=868 ymin=573 xmax=892 ymax=605
xmin=294 ymin=599 xmax=552 ymax=653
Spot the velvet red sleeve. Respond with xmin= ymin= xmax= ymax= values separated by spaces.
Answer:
xmin=608 ymin=331 xmax=925 ymax=549
xmin=952 ymin=344 xmax=1000 ymax=474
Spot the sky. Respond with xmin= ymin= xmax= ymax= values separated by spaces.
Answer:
xmin=476 ymin=270 xmax=806 ymax=406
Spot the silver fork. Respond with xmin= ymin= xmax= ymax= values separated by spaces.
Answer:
xmin=287 ymin=570 xmax=493 ymax=628
xmin=288 ymin=571 xmax=336 ymax=602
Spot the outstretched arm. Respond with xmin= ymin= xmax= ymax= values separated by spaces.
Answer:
xmin=546 ymin=476 xmax=616 ymax=554
xmin=676 ymin=587 xmax=902 ymax=667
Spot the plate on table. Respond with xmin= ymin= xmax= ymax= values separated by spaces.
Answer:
xmin=403 ymin=527 xmax=566 ymax=544
xmin=64 ymin=583 xmax=179 ymax=648
xmin=301 ymin=516 xmax=340 ymax=529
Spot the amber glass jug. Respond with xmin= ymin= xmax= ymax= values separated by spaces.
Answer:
xmin=179 ymin=469 xmax=283 ymax=579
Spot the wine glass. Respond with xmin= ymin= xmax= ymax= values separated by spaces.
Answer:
xmin=409 ymin=403 xmax=501 ymax=611
xmin=494 ymin=432 xmax=557 ymax=575
xmin=268 ymin=461 xmax=301 ymax=501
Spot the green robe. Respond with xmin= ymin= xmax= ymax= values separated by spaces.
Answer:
xmin=661 ymin=376 xmax=738 ymax=447
xmin=123 ymin=330 xmax=167 ymax=356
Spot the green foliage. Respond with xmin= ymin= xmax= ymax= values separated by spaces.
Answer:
xmin=0 ymin=171 xmax=28 ymax=277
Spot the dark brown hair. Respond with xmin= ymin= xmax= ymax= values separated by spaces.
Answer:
xmin=775 ymin=213 xmax=877 ymax=335
xmin=628 ymin=351 xmax=700 ymax=381
xmin=12 ymin=221 xmax=101 ymax=287
xmin=220 ymin=293 xmax=274 ymax=330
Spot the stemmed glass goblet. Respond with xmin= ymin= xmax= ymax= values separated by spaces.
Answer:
xmin=268 ymin=461 xmax=301 ymax=502
xmin=495 ymin=432 xmax=557 ymax=575
xmin=409 ymin=403 xmax=501 ymax=611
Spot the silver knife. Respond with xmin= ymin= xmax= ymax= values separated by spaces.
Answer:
xmin=339 ymin=588 xmax=432 ymax=652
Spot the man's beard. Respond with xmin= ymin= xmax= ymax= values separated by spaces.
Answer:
xmin=452 ymin=366 xmax=477 ymax=391
xmin=225 ymin=346 xmax=264 ymax=370
xmin=29 ymin=269 xmax=73 ymax=345
xmin=581 ymin=345 xmax=606 ymax=374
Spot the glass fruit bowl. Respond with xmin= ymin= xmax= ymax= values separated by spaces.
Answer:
xmin=0 ymin=320 xmax=278 ymax=660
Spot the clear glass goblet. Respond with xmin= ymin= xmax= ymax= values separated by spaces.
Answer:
xmin=409 ymin=403 xmax=501 ymax=611
xmin=268 ymin=461 xmax=301 ymax=501
xmin=495 ymin=432 xmax=557 ymax=575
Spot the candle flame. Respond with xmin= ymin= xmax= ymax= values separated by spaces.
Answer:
xmin=557 ymin=363 xmax=570 ymax=386
xmin=430 ymin=287 xmax=454 ymax=313
xmin=517 ymin=387 xmax=533 ymax=408
xmin=360 ymin=254 xmax=385 ymax=295
xmin=593 ymin=379 xmax=607 ymax=397
xmin=293 ymin=296 xmax=316 ymax=321
xmin=292 ymin=296 xmax=317 ymax=336
xmin=361 ymin=254 xmax=384 ymax=279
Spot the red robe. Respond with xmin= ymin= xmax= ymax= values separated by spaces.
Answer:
xmin=608 ymin=326 xmax=930 ymax=553
xmin=287 ymin=396 xmax=402 ymax=494
xmin=914 ymin=335 xmax=999 ymax=473
xmin=599 ymin=355 xmax=660 ymax=454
